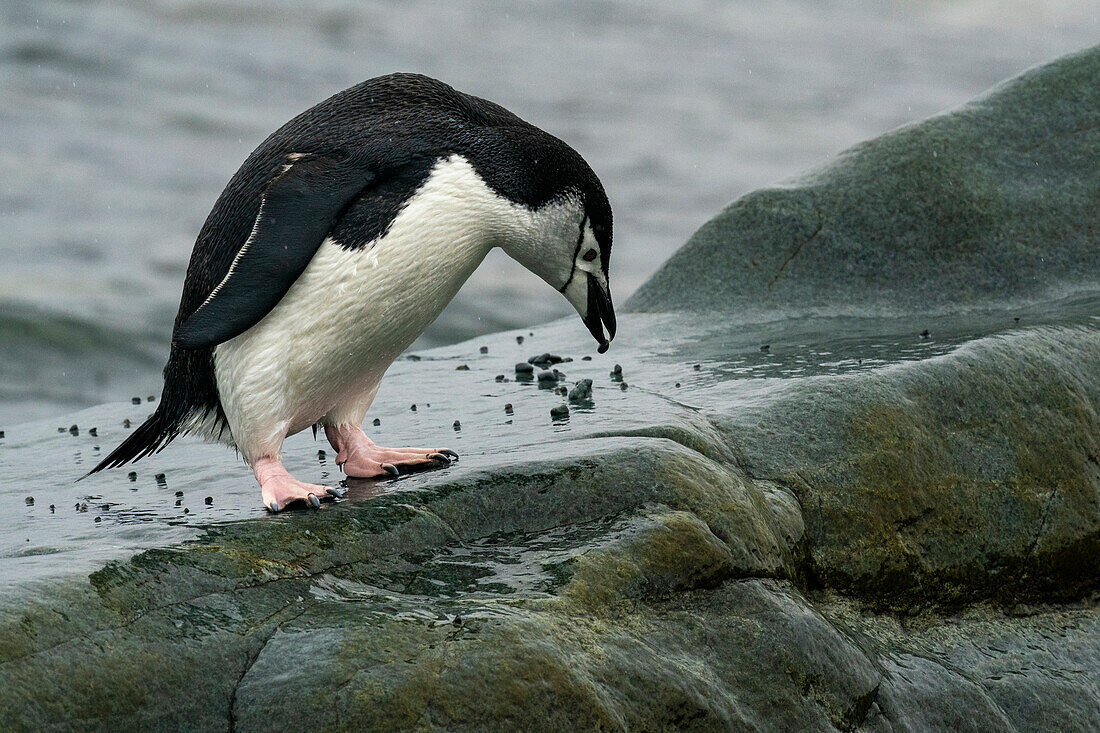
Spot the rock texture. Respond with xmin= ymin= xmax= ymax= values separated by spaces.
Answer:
xmin=628 ymin=45 xmax=1100 ymax=317
xmin=2 ymin=46 xmax=1099 ymax=731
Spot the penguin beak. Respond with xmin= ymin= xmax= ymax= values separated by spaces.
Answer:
xmin=582 ymin=273 xmax=616 ymax=354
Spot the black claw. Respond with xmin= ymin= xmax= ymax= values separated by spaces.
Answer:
xmin=307 ymin=493 xmax=321 ymax=509
xmin=268 ymin=501 xmax=279 ymax=513
xmin=439 ymin=449 xmax=459 ymax=459
xmin=382 ymin=463 xmax=399 ymax=476
xmin=326 ymin=487 xmax=346 ymax=498
xmin=428 ymin=452 xmax=449 ymax=462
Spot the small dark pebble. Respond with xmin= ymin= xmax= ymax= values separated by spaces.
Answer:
xmin=183 ymin=508 xmax=190 ymax=514
xmin=127 ymin=471 xmax=137 ymax=482
xmin=410 ymin=404 xmax=417 ymax=411
xmin=537 ymin=370 xmax=557 ymax=383
xmin=155 ymin=473 xmax=167 ymax=488
xmin=94 ymin=516 xmax=102 ymax=523
xmin=528 ymin=352 xmax=563 ymax=366
xmin=516 ymin=335 xmax=524 ymax=344
xmin=568 ymin=379 xmax=593 ymax=403
xmin=452 ymin=615 xmax=463 ymax=627
xmin=88 ymin=427 xmax=97 ymax=437
xmin=611 ymin=364 xmax=622 ymax=375
xmin=147 ymin=395 xmax=156 ymax=402
xmin=504 ymin=403 xmax=513 ymax=415
xmin=123 ymin=418 xmax=131 ymax=428
xmin=57 ymin=427 xmax=66 ymax=433
xmin=555 ymin=386 xmax=568 ymax=396
xmin=479 ymin=346 xmax=488 ymax=354
xmin=69 ymin=425 xmax=79 ymax=436
xmin=453 ymin=420 xmax=461 ymax=431
xmin=175 ymin=491 xmax=183 ymax=497
xmin=581 ymin=356 xmax=592 ymax=361
xmin=504 ymin=419 xmax=512 ymax=424
xmin=317 ymin=449 xmax=326 ymax=459
xmin=693 ymin=364 xmax=701 ymax=371
xmin=675 ymin=382 xmax=681 ymax=388
xmin=620 ymin=382 xmax=628 ymax=391
xmin=49 ymin=505 xmax=55 ymax=513
xmin=495 ymin=374 xmax=505 ymax=382
xmin=372 ymin=418 xmax=381 ymax=426
xmin=407 ymin=354 xmax=421 ymax=361
xmin=131 ymin=397 xmax=141 ymax=405
xmin=25 ymin=496 xmax=34 ymax=506
xmin=205 ymin=496 xmax=213 ymax=505
xmin=456 ymin=364 xmax=470 ymax=371
xmin=0 ymin=430 xmax=5 ymax=438
xmin=550 ymin=405 xmax=569 ymax=420
xmin=175 ymin=499 xmax=182 ymax=507
xmin=760 ymin=345 xmax=770 ymax=352
xmin=1014 ymin=317 xmax=1021 ymax=323
xmin=920 ymin=329 xmax=930 ymax=338
xmin=515 ymin=362 xmax=534 ymax=374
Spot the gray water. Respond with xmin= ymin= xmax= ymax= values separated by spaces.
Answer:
xmin=3 ymin=0 xmax=1100 ymax=423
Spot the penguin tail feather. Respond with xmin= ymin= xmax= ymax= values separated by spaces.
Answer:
xmin=80 ymin=403 xmax=181 ymax=481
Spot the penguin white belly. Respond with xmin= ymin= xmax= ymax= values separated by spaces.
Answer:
xmin=211 ymin=155 xmax=513 ymax=462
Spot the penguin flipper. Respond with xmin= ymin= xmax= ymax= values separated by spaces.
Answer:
xmin=174 ymin=154 xmax=374 ymax=349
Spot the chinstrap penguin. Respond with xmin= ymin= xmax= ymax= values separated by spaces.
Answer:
xmin=87 ymin=73 xmax=616 ymax=511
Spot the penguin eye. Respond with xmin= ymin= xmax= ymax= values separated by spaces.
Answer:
xmin=582 ymin=249 xmax=597 ymax=262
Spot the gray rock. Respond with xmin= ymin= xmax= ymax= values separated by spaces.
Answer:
xmin=629 ymin=45 xmax=1100 ymax=318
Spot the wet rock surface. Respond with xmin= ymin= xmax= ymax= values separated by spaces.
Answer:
xmin=2 ymin=48 xmax=1100 ymax=731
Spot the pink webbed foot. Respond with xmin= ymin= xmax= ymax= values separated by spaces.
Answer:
xmin=253 ymin=456 xmax=345 ymax=512
xmin=324 ymin=424 xmax=457 ymax=479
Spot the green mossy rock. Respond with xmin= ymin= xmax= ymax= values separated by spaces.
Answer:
xmin=628 ymin=45 xmax=1100 ymax=317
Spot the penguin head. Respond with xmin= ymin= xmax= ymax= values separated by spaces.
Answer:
xmin=502 ymin=178 xmax=616 ymax=353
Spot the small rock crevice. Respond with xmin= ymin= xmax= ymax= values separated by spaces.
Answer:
xmin=768 ymin=208 xmax=824 ymax=288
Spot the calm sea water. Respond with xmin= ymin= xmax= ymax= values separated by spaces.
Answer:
xmin=2 ymin=0 xmax=1099 ymax=423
